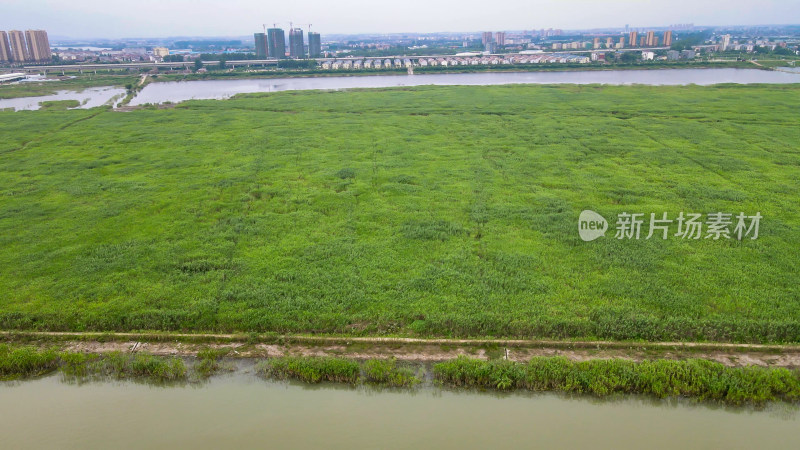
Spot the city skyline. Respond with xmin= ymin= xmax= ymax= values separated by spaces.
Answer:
xmin=3 ymin=0 xmax=799 ymax=39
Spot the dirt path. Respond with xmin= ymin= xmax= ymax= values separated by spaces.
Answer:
xmin=4 ymin=331 xmax=800 ymax=368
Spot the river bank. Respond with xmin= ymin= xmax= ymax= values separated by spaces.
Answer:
xmin=2 ymin=342 xmax=799 ymax=406
xmin=4 ymin=331 xmax=800 ymax=368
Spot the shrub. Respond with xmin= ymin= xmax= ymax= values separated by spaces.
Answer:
xmin=258 ymin=356 xmax=360 ymax=384
xmin=363 ymin=358 xmax=421 ymax=387
xmin=195 ymin=347 xmax=230 ymax=378
xmin=335 ymin=168 xmax=356 ymax=179
xmin=0 ymin=345 xmax=60 ymax=379
xmin=434 ymin=356 xmax=800 ymax=404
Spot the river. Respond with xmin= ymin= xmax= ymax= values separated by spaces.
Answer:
xmin=129 ymin=68 xmax=800 ymax=105
xmin=1 ymin=68 xmax=799 ymax=111
xmin=1 ymin=371 xmax=799 ymax=449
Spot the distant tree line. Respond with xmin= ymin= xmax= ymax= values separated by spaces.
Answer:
xmin=173 ymin=40 xmax=242 ymax=49
xmin=754 ymin=46 xmax=795 ymax=56
xmin=670 ymin=30 xmax=711 ymax=51
xmin=196 ymin=53 xmax=255 ymax=61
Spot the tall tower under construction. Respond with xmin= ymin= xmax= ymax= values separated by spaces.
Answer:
xmin=289 ymin=28 xmax=304 ymax=58
xmin=254 ymin=32 xmax=268 ymax=58
xmin=308 ymin=32 xmax=321 ymax=58
xmin=267 ymin=28 xmax=286 ymax=59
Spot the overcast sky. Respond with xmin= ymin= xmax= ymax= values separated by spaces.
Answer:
xmin=4 ymin=0 xmax=800 ymax=39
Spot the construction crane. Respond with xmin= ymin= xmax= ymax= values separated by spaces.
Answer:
xmin=284 ymin=21 xmax=313 ymax=32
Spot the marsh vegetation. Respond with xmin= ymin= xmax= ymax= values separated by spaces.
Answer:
xmin=0 ymin=84 xmax=798 ymax=342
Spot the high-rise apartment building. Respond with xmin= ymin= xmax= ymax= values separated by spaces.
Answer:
xmin=720 ymin=34 xmax=731 ymax=51
xmin=0 ymin=31 xmax=12 ymax=62
xmin=606 ymin=37 xmax=613 ymax=48
xmin=482 ymin=32 xmax=493 ymax=46
xmin=254 ymin=32 xmax=268 ymax=58
xmin=289 ymin=28 xmax=304 ymax=58
xmin=645 ymin=31 xmax=656 ymax=47
xmin=25 ymin=30 xmax=51 ymax=62
xmin=663 ymin=30 xmax=673 ymax=47
xmin=308 ymin=32 xmax=321 ymax=58
xmin=494 ymin=32 xmax=505 ymax=47
xmin=267 ymin=28 xmax=286 ymax=59
xmin=593 ymin=37 xmax=600 ymax=49
xmin=619 ymin=37 xmax=625 ymax=47
xmin=628 ymin=31 xmax=638 ymax=48
xmin=8 ymin=30 xmax=28 ymax=62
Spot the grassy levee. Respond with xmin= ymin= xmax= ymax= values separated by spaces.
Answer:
xmin=0 ymin=84 xmax=799 ymax=342
xmin=433 ymin=356 xmax=800 ymax=405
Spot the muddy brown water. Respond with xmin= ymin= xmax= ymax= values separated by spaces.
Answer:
xmin=2 ymin=371 xmax=799 ymax=449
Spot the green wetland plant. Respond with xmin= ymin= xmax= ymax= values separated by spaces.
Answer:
xmin=0 ymin=84 xmax=799 ymax=342
xmin=433 ymin=356 xmax=800 ymax=405
xmin=258 ymin=356 xmax=361 ymax=384
xmin=87 ymin=352 xmax=187 ymax=381
xmin=363 ymin=358 xmax=422 ymax=387
xmin=194 ymin=347 xmax=232 ymax=378
xmin=0 ymin=344 xmax=60 ymax=380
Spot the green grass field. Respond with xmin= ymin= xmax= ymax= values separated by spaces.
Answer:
xmin=0 ymin=84 xmax=798 ymax=342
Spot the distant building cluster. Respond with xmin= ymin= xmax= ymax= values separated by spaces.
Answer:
xmin=711 ymin=34 xmax=794 ymax=53
xmin=254 ymin=27 xmax=321 ymax=59
xmin=0 ymin=29 xmax=51 ymax=63
xmin=666 ymin=50 xmax=698 ymax=60
xmin=584 ymin=30 xmax=673 ymax=50
xmin=481 ymin=31 xmax=509 ymax=52
xmin=320 ymin=53 xmax=589 ymax=70
xmin=54 ymin=46 xmax=171 ymax=63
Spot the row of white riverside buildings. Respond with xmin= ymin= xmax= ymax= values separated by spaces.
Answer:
xmin=320 ymin=53 xmax=590 ymax=70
